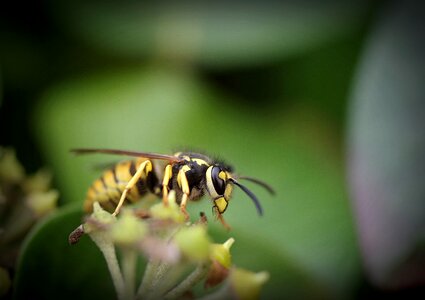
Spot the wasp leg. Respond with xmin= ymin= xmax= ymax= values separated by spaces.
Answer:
xmin=213 ymin=207 xmax=231 ymax=231
xmin=112 ymin=160 xmax=152 ymax=217
xmin=177 ymin=169 xmax=190 ymax=221
xmin=162 ymin=164 xmax=173 ymax=206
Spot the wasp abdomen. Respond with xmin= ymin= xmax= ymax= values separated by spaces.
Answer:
xmin=83 ymin=158 xmax=158 ymax=212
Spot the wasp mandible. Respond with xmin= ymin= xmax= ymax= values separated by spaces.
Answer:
xmin=72 ymin=148 xmax=274 ymax=228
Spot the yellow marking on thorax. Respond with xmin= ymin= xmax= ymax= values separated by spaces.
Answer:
xmin=193 ymin=158 xmax=209 ymax=166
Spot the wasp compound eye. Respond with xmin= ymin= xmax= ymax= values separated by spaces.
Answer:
xmin=206 ymin=165 xmax=226 ymax=198
xmin=211 ymin=166 xmax=226 ymax=195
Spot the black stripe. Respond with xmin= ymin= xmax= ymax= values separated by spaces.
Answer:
xmin=129 ymin=160 xmax=136 ymax=176
xmin=112 ymin=167 xmax=119 ymax=184
xmin=135 ymin=178 xmax=147 ymax=196
xmin=100 ymin=176 xmax=108 ymax=189
xmin=108 ymin=197 xmax=118 ymax=205
xmin=100 ymin=199 xmax=116 ymax=213
xmin=115 ymin=187 xmax=133 ymax=206
xmin=115 ymin=187 xmax=122 ymax=196
xmin=146 ymin=169 xmax=159 ymax=192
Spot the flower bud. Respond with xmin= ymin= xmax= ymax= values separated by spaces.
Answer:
xmin=205 ymin=238 xmax=234 ymax=288
xmin=210 ymin=237 xmax=234 ymax=268
xmin=174 ymin=225 xmax=210 ymax=262
xmin=23 ymin=169 xmax=53 ymax=193
xmin=83 ymin=202 xmax=116 ymax=233
xmin=111 ymin=210 xmax=147 ymax=246
xmin=150 ymin=190 xmax=185 ymax=223
xmin=229 ymin=268 xmax=269 ymax=300
xmin=0 ymin=148 xmax=25 ymax=183
xmin=26 ymin=190 xmax=58 ymax=217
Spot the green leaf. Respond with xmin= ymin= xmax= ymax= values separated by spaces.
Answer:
xmin=14 ymin=204 xmax=115 ymax=300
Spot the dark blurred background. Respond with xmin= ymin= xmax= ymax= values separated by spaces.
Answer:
xmin=1 ymin=0 xmax=424 ymax=299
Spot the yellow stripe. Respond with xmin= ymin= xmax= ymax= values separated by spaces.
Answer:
xmin=93 ymin=179 xmax=105 ymax=193
xmin=87 ymin=187 xmax=97 ymax=200
xmin=114 ymin=161 xmax=140 ymax=200
xmin=115 ymin=161 xmax=132 ymax=182
xmin=103 ymin=170 xmax=116 ymax=186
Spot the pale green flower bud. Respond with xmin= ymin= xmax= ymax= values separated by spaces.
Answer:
xmin=174 ymin=225 xmax=210 ymax=262
xmin=229 ymin=268 xmax=269 ymax=300
xmin=205 ymin=238 xmax=235 ymax=288
xmin=210 ymin=237 xmax=234 ymax=268
xmin=0 ymin=148 xmax=25 ymax=183
xmin=111 ymin=209 xmax=147 ymax=246
xmin=23 ymin=169 xmax=53 ymax=193
xmin=25 ymin=190 xmax=58 ymax=217
xmin=83 ymin=202 xmax=116 ymax=234
xmin=150 ymin=190 xmax=185 ymax=223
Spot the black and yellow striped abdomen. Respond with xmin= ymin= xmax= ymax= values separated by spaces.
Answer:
xmin=83 ymin=158 xmax=160 ymax=213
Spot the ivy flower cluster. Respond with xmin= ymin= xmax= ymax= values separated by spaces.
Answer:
xmin=0 ymin=147 xmax=58 ymax=297
xmin=69 ymin=191 xmax=269 ymax=300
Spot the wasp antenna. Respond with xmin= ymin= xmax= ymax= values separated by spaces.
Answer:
xmin=228 ymin=178 xmax=263 ymax=216
xmin=238 ymin=176 xmax=275 ymax=195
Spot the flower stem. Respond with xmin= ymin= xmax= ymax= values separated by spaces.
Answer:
xmin=122 ymin=248 xmax=137 ymax=300
xmin=136 ymin=259 xmax=159 ymax=300
xmin=89 ymin=232 xmax=125 ymax=300
xmin=164 ymin=262 xmax=210 ymax=300
xmin=197 ymin=282 xmax=232 ymax=300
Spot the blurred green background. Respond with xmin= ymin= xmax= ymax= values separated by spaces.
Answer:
xmin=1 ymin=0 xmax=424 ymax=299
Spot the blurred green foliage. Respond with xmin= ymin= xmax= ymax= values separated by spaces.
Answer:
xmin=1 ymin=1 xmax=424 ymax=299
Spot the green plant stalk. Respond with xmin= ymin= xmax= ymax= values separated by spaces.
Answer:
xmin=136 ymin=224 xmax=183 ymax=299
xmin=151 ymin=262 xmax=172 ymax=288
xmin=164 ymin=262 xmax=210 ymax=300
xmin=144 ymin=261 xmax=173 ymax=300
xmin=149 ymin=263 xmax=188 ymax=300
xmin=197 ymin=283 xmax=232 ymax=300
xmin=136 ymin=259 xmax=159 ymax=300
xmin=122 ymin=248 xmax=137 ymax=300
xmin=89 ymin=232 xmax=125 ymax=300
xmin=198 ymin=282 xmax=232 ymax=300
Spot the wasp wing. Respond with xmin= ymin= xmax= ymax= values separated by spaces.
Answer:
xmin=71 ymin=148 xmax=182 ymax=162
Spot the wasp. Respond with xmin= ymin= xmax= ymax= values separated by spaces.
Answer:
xmin=72 ymin=148 xmax=274 ymax=228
